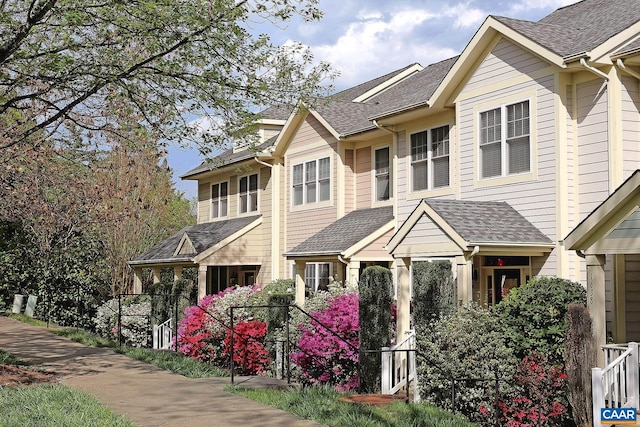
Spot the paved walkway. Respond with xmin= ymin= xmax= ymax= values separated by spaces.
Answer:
xmin=0 ymin=316 xmax=325 ymax=427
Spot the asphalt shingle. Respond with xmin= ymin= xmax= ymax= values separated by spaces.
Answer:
xmin=285 ymin=206 xmax=393 ymax=256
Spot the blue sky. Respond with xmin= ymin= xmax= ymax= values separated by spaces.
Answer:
xmin=170 ymin=0 xmax=578 ymax=199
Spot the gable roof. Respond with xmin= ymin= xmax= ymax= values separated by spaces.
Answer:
xmin=284 ymin=206 xmax=394 ymax=257
xmin=129 ymin=215 xmax=262 ymax=266
xmin=387 ymin=199 xmax=553 ymax=254
xmin=564 ymin=170 xmax=640 ymax=253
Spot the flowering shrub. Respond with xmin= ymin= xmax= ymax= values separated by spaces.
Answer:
xmin=291 ymin=292 xmax=360 ymax=391
xmin=94 ymin=297 xmax=151 ymax=347
xmin=176 ymin=294 xmax=218 ymax=362
xmin=224 ymin=319 xmax=270 ymax=374
xmin=176 ymin=285 xmax=268 ymax=368
xmin=494 ymin=353 xmax=568 ymax=427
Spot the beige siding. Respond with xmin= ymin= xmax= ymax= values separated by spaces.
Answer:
xmin=286 ymin=115 xmax=339 ymax=251
xmin=198 ymin=182 xmax=210 ymax=223
xmin=199 ymin=225 xmax=264 ymax=265
xmin=356 ymin=147 xmax=372 ymax=209
xmin=576 ymin=78 xmax=610 ymax=219
xmin=401 ymin=214 xmax=451 ymax=246
xmin=465 ymin=38 xmax=550 ymax=93
xmin=621 ymin=76 xmax=640 ymax=177
xmin=353 ymin=229 xmax=394 ymax=260
xmin=456 ymin=75 xmax=559 ymax=275
xmin=396 ymin=131 xmax=408 ymax=219
xmin=344 ymin=149 xmax=355 ymax=213
xmin=626 ymin=254 xmax=640 ymax=341
xmin=260 ymin=166 xmax=272 ymax=282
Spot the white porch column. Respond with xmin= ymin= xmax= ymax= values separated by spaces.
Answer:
xmin=587 ymin=254 xmax=606 ymax=367
xmin=173 ymin=267 xmax=183 ymax=281
xmin=456 ymin=255 xmax=473 ymax=305
xmin=152 ymin=267 xmax=162 ymax=284
xmin=197 ymin=265 xmax=207 ymax=302
xmin=347 ymin=260 xmax=361 ymax=285
xmin=396 ymin=257 xmax=411 ymax=340
xmin=132 ymin=268 xmax=143 ymax=294
xmin=295 ymin=261 xmax=306 ymax=307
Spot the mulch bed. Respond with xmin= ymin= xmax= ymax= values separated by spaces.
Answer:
xmin=0 ymin=364 xmax=57 ymax=387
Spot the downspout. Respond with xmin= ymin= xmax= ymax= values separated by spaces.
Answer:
xmin=466 ymin=245 xmax=480 ymax=261
xmin=579 ymin=58 xmax=609 ymax=81
xmin=616 ymin=58 xmax=640 ymax=81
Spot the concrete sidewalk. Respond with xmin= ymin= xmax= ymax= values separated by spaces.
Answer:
xmin=0 ymin=316 xmax=324 ymax=427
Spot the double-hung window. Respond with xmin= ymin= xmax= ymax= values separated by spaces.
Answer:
xmin=479 ymin=100 xmax=530 ymax=179
xmin=292 ymin=157 xmax=330 ymax=206
xmin=410 ymin=125 xmax=450 ymax=192
xmin=305 ymin=262 xmax=330 ymax=293
xmin=239 ymin=174 xmax=258 ymax=213
xmin=211 ymin=182 xmax=228 ymax=218
xmin=375 ymin=147 xmax=390 ymax=201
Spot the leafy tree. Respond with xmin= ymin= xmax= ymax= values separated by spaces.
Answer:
xmin=0 ymin=0 xmax=335 ymax=154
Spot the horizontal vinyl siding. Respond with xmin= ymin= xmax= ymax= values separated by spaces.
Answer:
xmin=345 ymin=149 xmax=355 ymax=213
xmin=401 ymin=214 xmax=451 ymax=246
xmin=576 ymin=78 xmax=609 ymax=219
xmin=198 ymin=182 xmax=209 ymax=223
xmin=626 ymin=255 xmax=640 ymax=341
xmin=457 ymin=75 xmax=558 ymax=268
xmin=260 ymin=167 xmax=272 ymax=281
xmin=353 ymin=229 xmax=394 ymax=260
xmin=621 ymin=76 xmax=640 ymax=177
xmin=286 ymin=115 xmax=339 ymax=251
xmin=356 ymin=147 xmax=372 ymax=209
xmin=465 ymin=38 xmax=550 ymax=93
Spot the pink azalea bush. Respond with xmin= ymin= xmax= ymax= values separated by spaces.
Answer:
xmin=291 ymin=292 xmax=360 ymax=391
xmin=176 ymin=285 xmax=266 ymax=367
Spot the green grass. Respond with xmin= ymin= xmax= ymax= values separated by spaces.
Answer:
xmin=51 ymin=328 xmax=228 ymax=378
xmin=114 ymin=346 xmax=229 ymax=378
xmin=0 ymin=348 xmax=30 ymax=366
xmin=8 ymin=313 xmax=55 ymax=327
xmin=228 ymin=385 xmax=479 ymax=427
xmin=0 ymin=384 xmax=135 ymax=427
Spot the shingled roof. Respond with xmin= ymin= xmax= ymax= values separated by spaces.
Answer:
xmin=130 ymin=215 xmax=261 ymax=265
xmin=424 ymin=199 xmax=552 ymax=245
xmin=496 ymin=0 xmax=640 ymax=58
xmin=284 ymin=206 xmax=393 ymax=256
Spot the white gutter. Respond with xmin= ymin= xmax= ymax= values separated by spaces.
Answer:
xmin=616 ymin=58 xmax=640 ymax=81
xmin=579 ymin=58 xmax=609 ymax=81
xmin=254 ymin=157 xmax=273 ymax=168
xmin=466 ymin=245 xmax=480 ymax=261
xmin=338 ymin=255 xmax=349 ymax=265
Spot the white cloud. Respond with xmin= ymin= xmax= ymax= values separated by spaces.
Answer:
xmin=443 ymin=3 xmax=487 ymax=29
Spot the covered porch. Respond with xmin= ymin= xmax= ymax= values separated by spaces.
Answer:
xmin=129 ymin=215 xmax=265 ymax=300
xmin=387 ymin=199 xmax=554 ymax=339
xmin=283 ymin=206 xmax=395 ymax=306
xmin=564 ymin=170 xmax=640 ymax=365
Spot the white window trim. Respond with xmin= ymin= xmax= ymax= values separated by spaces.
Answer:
xmin=238 ymin=173 xmax=259 ymax=215
xmin=373 ymin=145 xmax=391 ymax=203
xmin=474 ymin=94 xmax=536 ymax=187
xmin=291 ymin=156 xmax=331 ymax=208
xmin=210 ymin=180 xmax=229 ymax=220
xmin=409 ymin=124 xmax=451 ymax=194
xmin=305 ymin=262 xmax=333 ymax=293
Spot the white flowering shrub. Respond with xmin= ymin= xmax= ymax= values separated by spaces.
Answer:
xmin=94 ymin=297 xmax=151 ymax=347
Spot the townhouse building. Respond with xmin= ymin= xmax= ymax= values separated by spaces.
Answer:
xmin=131 ymin=0 xmax=640 ymax=360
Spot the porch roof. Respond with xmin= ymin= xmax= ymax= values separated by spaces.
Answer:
xmin=387 ymin=199 xmax=554 ymax=256
xmin=129 ymin=215 xmax=262 ymax=266
xmin=564 ymin=170 xmax=640 ymax=254
xmin=283 ymin=206 xmax=394 ymax=257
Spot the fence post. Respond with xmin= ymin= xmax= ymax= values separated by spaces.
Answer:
xmin=592 ymin=367 xmax=604 ymax=425
xmin=230 ymin=307 xmax=235 ymax=385
xmin=381 ymin=347 xmax=391 ymax=393
xmin=153 ymin=324 xmax=158 ymax=349
xmin=628 ymin=342 xmax=639 ymax=410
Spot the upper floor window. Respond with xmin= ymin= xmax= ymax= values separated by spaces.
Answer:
xmin=411 ymin=125 xmax=450 ymax=192
xmin=375 ymin=147 xmax=390 ymax=201
xmin=292 ymin=157 xmax=330 ymax=206
xmin=479 ymin=100 xmax=530 ymax=179
xmin=211 ymin=182 xmax=228 ymax=218
xmin=239 ymin=173 xmax=258 ymax=213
